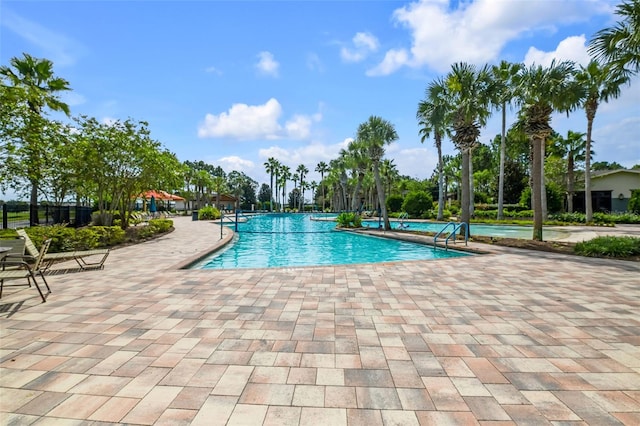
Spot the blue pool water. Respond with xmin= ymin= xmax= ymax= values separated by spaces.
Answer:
xmin=192 ymin=213 xmax=468 ymax=270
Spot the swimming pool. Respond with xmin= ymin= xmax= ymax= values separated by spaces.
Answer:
xmin=191 ymin=213 xmax=468 ymax=269
xmin=362 ymin=218 xmax=570 ymax=240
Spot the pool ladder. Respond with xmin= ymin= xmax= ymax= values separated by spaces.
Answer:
xmin=433 ymin=222 xmax=468 ymax=250
xmin=397 ymin=212 xmax=409 ymax=229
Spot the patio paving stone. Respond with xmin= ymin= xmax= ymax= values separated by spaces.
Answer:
xmin=0 ymin=216 xmax=638 ymax=424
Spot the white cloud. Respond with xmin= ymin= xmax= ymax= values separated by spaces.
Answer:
xmin=524 ymin=35 xmax=590 ymax=67
xmin=60 ymin=92 xmax=86 ymax=107
xmin=391 ymin=146 xmax=438 ymax=179
xmin=205 ymin=66 xmax=222 ymax=75
xmin=0 ymin=8 xmax=84 ymax=67
xmin=255 ymin=51 xmax=279 ymax=77
xmin=215 ymin=156 xmax=255 ymax=173
xmin=198 ymin=98 xmax=319 ymax=140
xmin=366 ymin=49 xmax=410 ymax=77
xmin=371 ymin=0 xmax=609 ymax=75
xmin=307 ymin=52 xmax=324 ymax=72
xmin=341 ymin=31 xmax=379 ymax=63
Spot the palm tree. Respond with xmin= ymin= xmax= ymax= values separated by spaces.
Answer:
xmin=296 ymin=164 xmax=309 ymax=212
xmin=589 ymin=0 xmax=640 ymax=77
xmin=550 ymin=130 xmax=588 ymax=213
xmin=0 ymin=53 xmax=71 ymax=225
xmin=315 ymin=161 xmax=329 ymax=211
xmin=279 ymin=164 xmax=291 ymax=212
xmin=575 ymin=60 xmax=629 ymax=222
xmin=381 ymin=159 xmax=398 ymax=199
xmin=445 ymin=62 xmax=493 ymax=234
xmin=264 ymin=157 xmax=278 ymax=212
xmin=357 ymin=116 xmax=398 ymax=230
xmin=516 ymin=60 xmax=579 ymax=240
xmin=490 ymin=60 xmax=523 ymax=220
xmin=344 ymin=140 xmax=370 ymax=212
xmin=417 ymin=77 xmax=450 ymax=220
xmin=310 ymin=181 xmax=317 ymax=210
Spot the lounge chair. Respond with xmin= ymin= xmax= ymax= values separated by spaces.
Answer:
xmin=16 ymin=229 xmax=110 ymax=272
xmin=0 ymin=239 xmax=52 ymax=302
xmin=0 ymin=237 xmax=27 ymax=258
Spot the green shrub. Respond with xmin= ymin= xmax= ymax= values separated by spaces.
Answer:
xmin=386 ymin=195 xmax=404 ymax=213
xmin=575 ymin=236 xmax=640 ymax=258
xmin=148 ymin=219 xmax=173 ymax=233
xmin=402 ymin=191 xmax=433 ymax=217
xmin=520 ymin=183 xmax=563 ymax=214
xmin=198 ymin=206 xmax=220 ymax=220
xmin=336 ymin=212 xmax=361 ymax=228
xmin=628 ymin=190 xmax=640 ymax=214
xmin=90 ymin=226 xmax=126 ymax=247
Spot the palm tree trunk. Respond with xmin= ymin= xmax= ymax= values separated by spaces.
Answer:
xmin=567 ymin=155 xmax=574 ymax=213
xmin=497 ymin=105 xmax=507 ymax=220
xmin=460 ymin=149 xmax=471 ymax=237
xmin=373 ymin=163 xmax=390 ymax=230
xmin=437 ymin=137 xmax=444 ymax=221
xmin=585 ymin=116 xmax=594 ymax=222
xmin=532 ymin=136 xmax=544 ymax=241
xmin=541 ymin=140 xmax=547 ymax=220
xmin=468 ymin=149 xmax=474 ymax=217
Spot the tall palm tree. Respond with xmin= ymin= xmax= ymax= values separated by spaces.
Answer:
xmin=575 ymin=60 xmax=629 ymax=222
xmin=344 ymin=140 xmax=370 ymax=212
xmin=315 ymin=161 xmax=329 ymax=211
xmin=279 ymin=164 xmax=291 ymax=212
xmin=310 ymin=181 xmax=317 ymax=210
xmin=490 ymin=60 xmax=523 ymax=220
xmin=296 ymin=164 xmax=309 ymax=212
xmin=589 ymin=0 xmax=640 ymax=77
xmin=0 ymin=53 xmax=71 ymax=225
xmin=445 ymin=62 xmax=493 ymax=234
xmin=357 ymin=116 xmax=398 ymax=230
xmin=417 ymin=77 xmax=450 ymax=220
xmin=381 ymin=159 xmax=398 ymax=199
xmin=263 ymin=157 xmax=278 ymax=212
xmin=516 ymin=60 xmax=579 ymax=240
xmin=550 ymin=130 xmax=588 ymax=213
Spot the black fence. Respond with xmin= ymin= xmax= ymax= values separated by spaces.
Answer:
xmin=1 ymin=204 xmax=93 ymax=230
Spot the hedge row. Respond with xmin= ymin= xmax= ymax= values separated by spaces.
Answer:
xmin=0 ymin=219 xmax=173 ymax=253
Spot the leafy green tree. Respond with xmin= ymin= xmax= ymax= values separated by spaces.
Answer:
xmin=592 ymin=161 xmax=624 ymax=170
xmin=516 ymin=60 xmax=578 ymax=240
xmin=386 ymin=194 xmax=404 ymax=213
xmin=402 ymin=191 xmax=433 ymax=217
xmin=0 ymin=54 xmax=71 ymax=225
xmin=257 ymin=183 xmax=271 ymax=208
xmin=589 ymin=0 xmax=640 ymax=77
xmin=575 ymin=60 xmax=629 ymax=222
xmin=357 ymin=116 xmax=398 ymax=230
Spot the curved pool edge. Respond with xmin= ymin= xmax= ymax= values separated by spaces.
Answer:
xmin=173 ymin=224 xmax=236 ymax=269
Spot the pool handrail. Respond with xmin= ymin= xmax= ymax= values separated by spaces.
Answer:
xmin=434 ymin=222 xmax=468 ymax=250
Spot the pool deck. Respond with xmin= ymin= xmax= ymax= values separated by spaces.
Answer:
xmin=1 ymin=217 xmax=639 ymax=425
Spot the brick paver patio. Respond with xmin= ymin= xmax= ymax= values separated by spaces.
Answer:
xmin=1 ymin=217 xmax=639 ymax=425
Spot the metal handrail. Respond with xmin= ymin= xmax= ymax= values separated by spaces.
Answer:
xmin=434 ymin=222 xmax=468 ymax=250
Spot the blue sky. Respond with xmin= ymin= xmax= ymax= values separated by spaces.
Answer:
xmin=1 ymin=0 xmax=638 ymax=198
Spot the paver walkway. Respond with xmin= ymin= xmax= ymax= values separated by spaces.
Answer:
xmin=1 ymin=217 xmax=639 ymax=425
